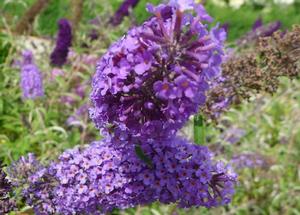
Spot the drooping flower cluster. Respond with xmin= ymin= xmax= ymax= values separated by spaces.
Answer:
xmin=20 ymin=50 xmax=44 ymax=100
xmin=110 ymin=0 xmax=140 ymax=26
xmin=10 ymin=134 xmax=236 ymax=214
xmin=50 ymin=19 xmax=72 ymax=67
xmin=90 ymin=1 xmax=226 ymax=136
xmin=0 ymin=162 xmax=16 ymax=214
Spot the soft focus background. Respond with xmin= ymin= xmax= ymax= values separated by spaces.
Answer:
xmin=0 ymin=0 xmax=299 ymax=214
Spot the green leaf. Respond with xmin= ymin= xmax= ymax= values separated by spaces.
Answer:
xmin=194 ymin=114 xmax=205 ymax=145
xmin=135 ymin=144 xmax=153 ymax=169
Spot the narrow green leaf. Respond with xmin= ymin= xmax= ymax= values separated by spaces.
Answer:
xmin=135 ymin=144 xmax=153 ymax=169
xmin=194 ymin=114 xmax=205 ymax=145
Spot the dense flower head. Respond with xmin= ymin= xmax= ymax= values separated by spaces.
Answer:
xmin=20 ymin=50 xmax=44 ymax=100
xmin=50 ymin=19 xmax=72 ymax=67
xmin=90 ymin=1 xmax=226 ymax=136
xmin=14 ymin=134 xmax=235 ymax=214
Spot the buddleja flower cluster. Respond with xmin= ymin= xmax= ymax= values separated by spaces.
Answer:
xmin=8 ymin=1 xmax=237 ymax=214
xmin=20 ymin=50 xmax=44 ymax=100
xmin=90 ymin=0 xmax=226 ymax=136
xmin=8 ymin=134 xmax=236 ymax=214
xmin=50 ymin=19 xmax=72 ymax=67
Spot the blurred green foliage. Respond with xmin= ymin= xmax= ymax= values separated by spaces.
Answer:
xmin=205 ymin=2 xmax=300 ymax=41
xmin=1 ymin=0 xmax=300 ymax=40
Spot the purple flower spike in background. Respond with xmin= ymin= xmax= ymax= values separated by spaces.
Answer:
xmin=50 ymin=19 xmax=72 ymax=67
xmin=237 ymin=19 xmax=282 ymax=46
xmin=20 ymin=50 xmax=44 ymax=100
xmin=110 ymin=0 xmax=140 ymax=26
xmin=231 ymin=153 xmax=270 ymax=170
xmin=90 ymin=1 xmax=226 ymax=137
xmin=22 ymin=50 xmax=33 ymax=65
xmin=252 ymin=18 xmax=263 ymax=31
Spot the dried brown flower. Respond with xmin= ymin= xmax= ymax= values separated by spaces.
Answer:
xmin=203 ymin=25 xmax=300 ymax=120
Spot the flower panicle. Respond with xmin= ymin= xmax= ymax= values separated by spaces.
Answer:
xmin=90 ymin=1 xmax=226 ymax=137
xmin=50 ymin=19 xmax=72 ymax=67
xmin=20 ymin=50 xmax=44 ymax=100
xmin=13 ymin=134 xmax=236 ymax=214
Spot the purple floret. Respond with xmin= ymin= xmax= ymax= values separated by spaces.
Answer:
xmin=50 ymin=19 xmax=72 ymax=67
xmin=90 ymin=1 xmax=226 ymax=137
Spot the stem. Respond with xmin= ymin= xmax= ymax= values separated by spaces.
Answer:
xmin=14 ymin=0 xmax=51 ymax=34
xmin=70 ymin=0 xmax=84 ymax=33
xmin=194 ymin=114 xmax=205 ymax=145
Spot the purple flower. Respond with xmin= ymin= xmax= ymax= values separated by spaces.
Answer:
xmin=237 ymin=20 xmax=282 ymax=46
xmin=22 ymin=50 xmax=33 ymax=65
xmin=88 ymin=29 xmax=99 ymax=41
xmin=50 ymin=19 xmax=72 ymax=67
xmin=0 ymin=162 xmax=16 ymax=214
xmin=66 ymin=104 xmax=89 ymax=127
xmin=220 ymin=127 xmax=246 ymax=144
xmin=252 ymin=18 xmax=263 ymax=31
xmin=9 ymin=133 xmax=236 ymax=214
xmin=153 ymin=80 xmax=178 ymax=100
xmin=50 ymin=68 xmax=64 ymax=81
xmin=230 ymin=153 xmax=269 ymax=170
xmin=90 ymin=1 xmax=226 ymax=137
xmin=110 ymin=0 xmax=140 ymax=26
xmin=220 ymin=22 xmax=229 ymax=33
xmin=20 ymin=51 xmax=44 ymax=100
xmin=6 ymin=154 xmax=56 ymax=214
xmin=20 ymin=65 xmax=44 ymax=100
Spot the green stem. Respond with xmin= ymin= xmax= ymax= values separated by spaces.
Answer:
xmin=194 ymin=114 xmax=206 ymax=145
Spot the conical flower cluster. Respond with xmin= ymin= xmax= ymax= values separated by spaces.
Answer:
xmin=9 ymin=1 xmax=237 ymax=214
xmin=90 ymin=1 xmax=226 ymax=137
